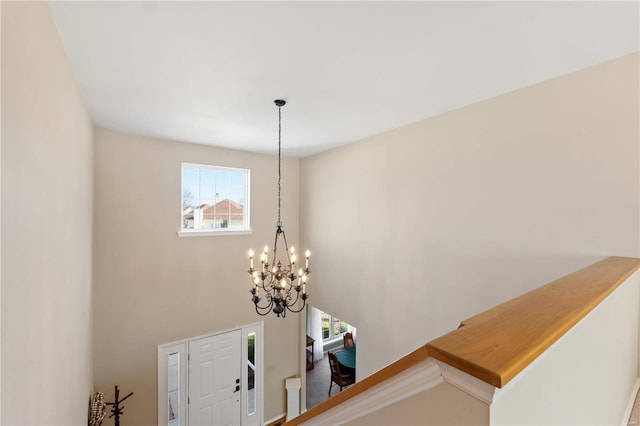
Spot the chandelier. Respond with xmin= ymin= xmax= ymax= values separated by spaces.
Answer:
xmin=247 ymin=99 xmax=310 ymax=318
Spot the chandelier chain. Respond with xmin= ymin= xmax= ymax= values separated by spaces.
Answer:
xmin=277 ymin=104 xmax=282 ymax=227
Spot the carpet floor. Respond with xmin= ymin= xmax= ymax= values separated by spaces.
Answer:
xmin=306 ymin=353 xmax=354 ymax=409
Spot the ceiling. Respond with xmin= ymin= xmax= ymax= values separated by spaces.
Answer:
xmin=49 ymin=1 xmax=639 ymax=158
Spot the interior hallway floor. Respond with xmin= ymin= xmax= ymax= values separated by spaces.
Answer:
xmin=306 ymin=353 xmax=353 ymax=409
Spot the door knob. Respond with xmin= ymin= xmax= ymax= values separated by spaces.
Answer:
xmin=234 ymin=385 xmax=240 ymax=393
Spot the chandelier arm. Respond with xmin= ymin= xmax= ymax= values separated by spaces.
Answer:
xmin=254 ymin=304 xmax=272 ymax=316
xmin=259 ymin=279 xmax=270 ymax=290
xmin=254 ymin=292 xmax=275 ymax=311
xmin=272 ymin=227 xmax=281 ymax=269
xmin=254 ymin=299 xmax=273 ymax=311
xmin=286 ymin=298 xmax=307 ymax=313
xmin=283 ymin=288 xmax=296 ymax=305
xmin=252 ymin=276 xmax=270 ymax=292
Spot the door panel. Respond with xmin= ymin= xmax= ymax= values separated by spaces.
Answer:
xmin=189 ymin=330 xmax=241 ymax=426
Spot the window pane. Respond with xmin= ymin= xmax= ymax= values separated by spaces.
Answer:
xmin=215 ymin=170 xmax=230 ymax=186
xmin=181 ymin=164 xmax=250 ymax=232
xmin=182 ymin=193 xmax=194 ymax=210
xmin=332 ymin=317 xmax=340 ymax=336
xmin=182 ymin=167 xmax=199 ymax=184
xmin=228 ymin=187 xmax=244 ymax=205
xmin=231 ymin=171 xmax=244 ymax=186
xmin=247 ymin=332 xmax=256 ymax=415
xmin=322 ymin=313 xmax=330 ymax=339
xmin=168 ymin=352 xmax=180 ymax=426
xmin=200 ymin=184 xmax=216 ymax=204
xmin=200 ymin=168 xmax=215 ymax=184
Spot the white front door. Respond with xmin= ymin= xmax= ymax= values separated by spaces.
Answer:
xmin=189 ymin=329 xmax=241 ymax=426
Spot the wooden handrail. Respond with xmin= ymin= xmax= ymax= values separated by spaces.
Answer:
xmin=427 ymin=256 xmax=640 ymax=387
xmin=288 ymin=256 xmax=640 ymax=423
xmin=284 ymin=344 xmax=429 ymax=425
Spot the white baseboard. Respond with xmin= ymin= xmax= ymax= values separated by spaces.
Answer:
xmin=621 ymin=378 xmax=640 ymax=426
xmin=263 ymin=412 xmax=286 ymax=426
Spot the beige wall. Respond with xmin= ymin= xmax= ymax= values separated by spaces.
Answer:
xmin=349 ymin=382 xmax=489 ymax=426
xmin=93 ymin=128 xmax=300 ymax=424
xmin=300 ymin=53 xmax=640 ymax=379
xmin=1 ymin=2 xmax=94 ymax=424
xmin=491 ymin=270 xmax=639 ymax=424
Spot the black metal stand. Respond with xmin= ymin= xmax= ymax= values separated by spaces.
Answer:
xmin=106 ymin=385 xmax=133 ymax=426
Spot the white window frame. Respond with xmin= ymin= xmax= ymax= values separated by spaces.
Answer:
xmin=321 ymin=313 xmax=349 ymax=344
xmin=178 ymin=162 xmax=252 ymax=237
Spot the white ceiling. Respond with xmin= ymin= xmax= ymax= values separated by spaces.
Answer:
xmin=49 ymin=1 xmax=639 ymax=157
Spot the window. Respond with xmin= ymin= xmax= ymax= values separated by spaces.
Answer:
xmin=321 ymin=312 xmax=349 ymax=341
xmin=167 ymin=352 xmax=181 ymax=426
xmin=181 ymin=163 xmax=250 ymax=234
xmin=246 ymin=332 xmax=256 ymax=416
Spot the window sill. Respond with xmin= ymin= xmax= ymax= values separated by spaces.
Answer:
xmin=177 ymin=229 xmax=254 ymax=237
xmin=322 ymin=335 xmax=346 ymax=352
